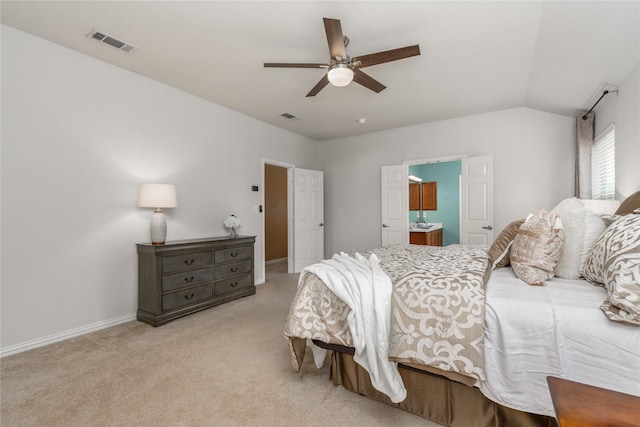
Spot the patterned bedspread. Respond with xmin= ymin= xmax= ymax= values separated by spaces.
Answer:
xmin=285 ymin=244 xmax=491 ymax=383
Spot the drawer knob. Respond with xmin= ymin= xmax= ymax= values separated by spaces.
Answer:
xmin=230 ymin=267 xmax=239 ymax=273
xmin=184 ymin=259 xmax=195 ymax=265
xmin=184 ymin=276 xmax=194 ymax=283
xmin=184 ymin=293 xmax=195 ymax=300
xmin=231 ymin=282 xmax=238 ymax=288
xmin=230 ymin=252 xmax=239 ymax=258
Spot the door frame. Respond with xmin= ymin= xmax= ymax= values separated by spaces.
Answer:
xmin=402 ymin=155 xmax=466 ymax=245
xmin=261 ymin=159 xmax=295 ymax=282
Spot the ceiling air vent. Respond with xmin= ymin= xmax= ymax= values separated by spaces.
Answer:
xmin=87 ymin=29 xmax=137 ymax=53
xmin=281 ymin=113 xmax=296 ymax=119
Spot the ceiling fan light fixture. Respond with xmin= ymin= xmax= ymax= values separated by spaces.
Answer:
xmin=327 ymin=64 xmax=353 ymax=87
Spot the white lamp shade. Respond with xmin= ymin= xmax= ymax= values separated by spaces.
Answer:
xmin=327 ymin=65 xmax=353 ymax=87
xmin=138 ymin=184 xmax=178 ymax=209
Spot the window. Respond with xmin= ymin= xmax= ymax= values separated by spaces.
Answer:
xmin=591 ymin=123 xmax=615 ymax=199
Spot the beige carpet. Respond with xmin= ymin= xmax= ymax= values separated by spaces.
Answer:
xmin=1 ymin=261 xmax=441 ymax=427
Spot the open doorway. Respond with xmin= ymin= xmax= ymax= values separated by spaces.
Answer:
xmin=264 ymin=164 xmax=288 ymax=280
xmin=408 ymin=160 xmax=462 ymax=245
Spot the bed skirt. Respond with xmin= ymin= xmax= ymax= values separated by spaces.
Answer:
xmin=328 ymin=349 xmax=558 ymax=427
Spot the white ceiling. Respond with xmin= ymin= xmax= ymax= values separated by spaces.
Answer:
xmin=2 ymin=1 xmax=639 ymax=141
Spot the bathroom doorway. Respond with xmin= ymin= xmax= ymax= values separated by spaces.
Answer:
xmin=264 ymin=164 xmax=288 ymax=279
xmin=408 ymin=160 xmax=462 ymax=245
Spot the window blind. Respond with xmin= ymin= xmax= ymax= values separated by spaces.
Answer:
xmin=591 ymin=123 xmax=615 ymax=200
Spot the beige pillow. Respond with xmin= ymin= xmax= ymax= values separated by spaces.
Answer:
xmin=511 ymin=209 xmax=564 ymax=286
xmin=598 ymin=213 xmax=622 ymax=228
xmin=489 ymin=219 xmax=525 ymax=269
xmin=615 ymin=191 xmax=640 ymax=215
xmin=583 ymin=214 xmax=640 ymax=325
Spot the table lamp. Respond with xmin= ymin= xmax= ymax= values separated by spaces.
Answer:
xmin=138 ymin=183 xmax=178 ymax=244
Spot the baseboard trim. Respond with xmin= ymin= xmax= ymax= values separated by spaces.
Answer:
xmin=0 ymin=313 xmax=137 ymax=358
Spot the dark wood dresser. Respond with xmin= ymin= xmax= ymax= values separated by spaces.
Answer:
xmin=547 ymin=376 xmax=640 ymax=427
xmin=137 ymin=236 xmax=255 ymax=326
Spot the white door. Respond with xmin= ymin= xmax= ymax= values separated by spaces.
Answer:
xmin=293 ymin=168 xmax=324 ymax=273
xmin=381 ymin=165 xmax=408 ymax=246
xmin=461 ymin=155 xmax=494 ymax=245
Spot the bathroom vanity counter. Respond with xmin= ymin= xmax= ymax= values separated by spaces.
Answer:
xmin=409 ymin=223 xmax=443 ymax=232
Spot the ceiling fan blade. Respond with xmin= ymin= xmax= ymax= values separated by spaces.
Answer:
xmin=323 ymin=18 xmax=347 ymax=61
xmin=264 ymin=63 xmax=329 ymax=69
xmin=352 ymin=45 xmax=420 ymax=68
xmin=306 ymin=74 xmax=330 ymax=97
xmin=352 ymin=69 xmax=386 ymax=93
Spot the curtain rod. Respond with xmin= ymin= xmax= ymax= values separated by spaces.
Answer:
xmin=582 ymin=90 xmax=619 ymax=120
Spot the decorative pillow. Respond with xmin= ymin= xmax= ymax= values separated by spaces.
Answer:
xmin=489 ymin=219 xmax=525 ymax=269
xmin=615 ymin=191 xmax=640 ymax=215
xmin=583 ymin=214 xmax=640 ymax=325
xmin=511 ymin=209 xmax=564 ymax=286
xmin=598 ymin=213 xmax=622 ymax=228
xmin=552 ymin=198 xmax=586 ymax=279
xmin=579 ymin=209 xmax=606 ymax=275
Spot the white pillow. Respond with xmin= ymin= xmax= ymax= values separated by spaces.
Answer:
xmin=552 ymin=198 xmax=586 ymax=279
xmin=551 ymin=198 xmax=606 ymax=279
xmin=580 ymin=208 xmax=606 ymax=276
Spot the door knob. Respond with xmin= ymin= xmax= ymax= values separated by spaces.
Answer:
xmin=482 ymin=225 xmax=493 ymax=230
xmin=382 ymin=224 xmax=390 ymax=228
xmin=319 ymin=223 xmax=324 ymax=227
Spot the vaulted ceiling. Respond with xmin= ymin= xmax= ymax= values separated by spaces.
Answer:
xmin=2 ymin=1 xmax=639 ymax=141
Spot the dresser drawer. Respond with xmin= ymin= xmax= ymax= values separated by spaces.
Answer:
xmin=214 ymin=274 xmax=252 ymax=296
xmin=163 ymin=251 xmax=212 ymax=273
xmin=162 ymin=267 xmax=213 ymax=292
xmin=214 ymin=246 xmax=252 ymax=264
xmin=162 ymin=284 xmax=213 ymax=311
xmin=214 ymin=260 xmax=252 ymax=280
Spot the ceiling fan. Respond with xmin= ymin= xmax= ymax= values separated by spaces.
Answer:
xmin=264 ymin=18 xmax=421 ymax=97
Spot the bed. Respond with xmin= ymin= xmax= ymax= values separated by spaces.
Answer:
xmin=284 ymin=194 xmax=640 ymax=427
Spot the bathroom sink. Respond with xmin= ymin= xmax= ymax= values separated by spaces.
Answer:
xmin=413 ymin=223 xmax=432 ymax=229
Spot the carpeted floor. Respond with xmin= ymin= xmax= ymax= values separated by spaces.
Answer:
xmin=1 ymin=260 xmax=441 ymax=426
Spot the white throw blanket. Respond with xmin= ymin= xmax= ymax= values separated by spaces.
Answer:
xmin=301 ymin=252 xmax=407 ymax=403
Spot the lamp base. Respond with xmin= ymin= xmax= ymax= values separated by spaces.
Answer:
xmin=150 ymin=210 xmax=167 ymax=244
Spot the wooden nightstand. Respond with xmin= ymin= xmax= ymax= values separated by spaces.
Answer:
xmin=547 ymin=376 xmax=640 ymax=427
xmin=137 ymin=236 xmax=255 ymax=326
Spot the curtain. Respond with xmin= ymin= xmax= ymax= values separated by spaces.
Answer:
xmin=575 ymin=112 xmax=594 ymax=198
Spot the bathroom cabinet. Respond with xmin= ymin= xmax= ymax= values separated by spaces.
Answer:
xmin=422 ymin=182 xmax=437 ymax=210
xmin=409 ymin=183 xmax=420 ymax=210
xmin=410 ymin=228 xmax=443 ymax=246
xmin=409 ymin=181 xmax=437 ymax=211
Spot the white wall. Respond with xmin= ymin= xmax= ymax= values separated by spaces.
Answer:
xmin=592 ymin=61 xmax=640 ymax=199
xmin=318 ymin=107 xmax=575 ymax=256
xmin=1 ymin=26 xmax=319 ymax=352
xmin=3 ymin=23 xmax=631 ymax=355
